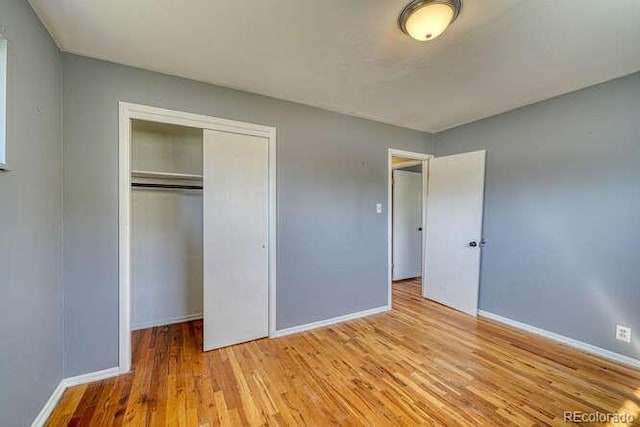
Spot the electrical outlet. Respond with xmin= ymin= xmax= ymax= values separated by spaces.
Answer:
xmin=616 ymin=325 xmax=631 ymax=343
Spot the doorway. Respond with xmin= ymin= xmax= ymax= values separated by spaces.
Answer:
xmin=387 ymin=149 xmax=431 ymax=307
xmin=392 ymin=160 xmax=423 ymax=281
xmin=387 ymin=149 xmax=487 ymax=316
xmin=118 ymin=103 xmax=277 ymax=374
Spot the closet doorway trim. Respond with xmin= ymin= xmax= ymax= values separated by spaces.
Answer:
xmin=118 ymin=102 xmax=277 ymax=374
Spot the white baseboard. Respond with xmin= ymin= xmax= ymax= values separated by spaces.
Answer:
xmin=62 ymin=367 xmax=120 ymax=387
xmin=31 ymin=380 xmax=66 ymax=427
xmin=273 ymin=305 xmax=390 ymax=338
xmin=479 ymin=310 xmax=640 ymax=369
xmin=131 ymin=313 xmax=203 ymax=331
xmin=31 ymin=367 xmax=120 ymax=427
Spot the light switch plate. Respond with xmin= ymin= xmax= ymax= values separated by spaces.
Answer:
xmin=376 ymin=203 xmax=382 ymax=214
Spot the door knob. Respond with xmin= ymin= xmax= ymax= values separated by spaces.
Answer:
xmin=418 ymin=227 xmax=423 ymax=231
xmin=469 ymin=241 xmax=478 ymax=247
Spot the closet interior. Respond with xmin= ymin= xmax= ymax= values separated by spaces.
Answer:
xmin=130 ymin=119 xmax=204 ymax=331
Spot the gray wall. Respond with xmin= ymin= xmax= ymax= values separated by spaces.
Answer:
xmin=435 ymin=71 xmax=640 ymax=359
xmin=0 ymin=1 xmax=64 ymax=426
xmin=62 ymin=54 xmax=434 ymax=376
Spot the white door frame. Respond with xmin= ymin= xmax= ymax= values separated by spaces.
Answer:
xmin=388 ymin=149 xmax=432 ymax=307
xmin=118 ymin=102 xmax=277 ymax=374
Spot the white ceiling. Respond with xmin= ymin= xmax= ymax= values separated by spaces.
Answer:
xmin=29 ymin=0 xmax=640 ymax=133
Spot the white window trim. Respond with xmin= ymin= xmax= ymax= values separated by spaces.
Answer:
xmin=0 ymin=37 xmax=7 ymax=170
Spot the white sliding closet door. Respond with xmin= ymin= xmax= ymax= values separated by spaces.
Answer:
xmin=203 ymin=129 xmax=269 ymax=351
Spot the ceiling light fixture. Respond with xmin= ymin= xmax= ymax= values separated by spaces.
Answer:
xmin=399 ymin=0 xmax=461 ymax=41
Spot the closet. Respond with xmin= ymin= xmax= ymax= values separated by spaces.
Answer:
xmin=127 ymin=115 xmax=271 ymax=353
xmin=131 ymin=120 xmax=204 ymax=331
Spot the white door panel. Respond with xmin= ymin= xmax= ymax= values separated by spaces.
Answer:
xmin=424 ymin=150 xmax=486 ymax=316
xmin=393 ymin=170 xmax=422 ymax=280
xmin=203 ymin=129 xmax=269 ymax=350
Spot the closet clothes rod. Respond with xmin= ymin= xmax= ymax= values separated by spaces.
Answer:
xmin=132 ymin=183 xmax=203 ymax=190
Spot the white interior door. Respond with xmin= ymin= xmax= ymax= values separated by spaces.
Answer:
xmin=424 ymin=150 xmax=486 ymax=316
xmin=203 ymin=129 xmax=269 ymax=350
xmin=393 ymin=169 xmax=422 ymax=280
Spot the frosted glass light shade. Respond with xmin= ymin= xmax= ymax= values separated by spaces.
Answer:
xmin=399 ymin=0 xmax=461 ymax=41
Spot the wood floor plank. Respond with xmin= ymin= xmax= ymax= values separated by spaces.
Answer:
xmin=46 ymin=279 xmax=640 ymax=426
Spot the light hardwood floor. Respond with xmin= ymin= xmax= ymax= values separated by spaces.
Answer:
xmin=47 ymin=279 xmax=640 ymax=426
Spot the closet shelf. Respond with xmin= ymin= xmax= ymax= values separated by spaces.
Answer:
xmin=131 ymin=170 xmax=203 ymax=180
